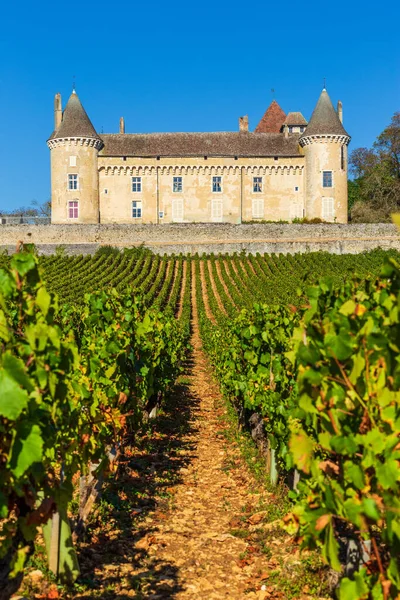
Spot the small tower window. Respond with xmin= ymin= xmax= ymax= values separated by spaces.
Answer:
xmin=300 ymin=126 xmax=305 ymax=133
xmin=132 ymin=176 xmax=142 ymax=192
xmin=68 ymin=200 xmax=79 ymax=219
xmin=173 ymin=177 xmax=183 ymax=193
xmin=132 ymin=201 xmax=142 ymax=218
xmin=212 ymin=176 xmax=222 ymax=193
xmin=69 ymin=155 xmax=77 ymax=167
xmin=322 ymin=171 xmax=333 ymax=188
xmin=253 ymin=177 xmax=262 ymax=193
xmin=341 ymin=146 xmax=345 ymax=170
xmin=289 ymin=126 xmax=293 ymax=133
xmin=68 ymin=174 xmax=78 ymax=190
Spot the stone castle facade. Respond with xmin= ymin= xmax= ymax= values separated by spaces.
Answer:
xmin=47 ymin=89 xmax=350 ymax=224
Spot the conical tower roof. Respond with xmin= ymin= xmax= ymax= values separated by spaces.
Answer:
xmin=50 ymin=91 xmax=100 ymax=140
xmin=255 ymin=100 xmax=286 ymax=133
xmin=300 ymin=89 xmax=349 ymax=139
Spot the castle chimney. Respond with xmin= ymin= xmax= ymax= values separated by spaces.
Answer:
xmin=337 ymin=100 xmax=343 ymax=123
xmin=54 ymin=93 xmax=62 ymax=130
xmin=283 ymin=124 xmax=289 ymax=138
xmin=239 ymin=115 xmax=249 ymax=132
xmin=120 ymin=117 xmax=125 ymax=134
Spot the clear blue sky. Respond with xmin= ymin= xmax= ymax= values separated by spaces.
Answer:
xmin=1 ymin=0 xmax=399 ymax=211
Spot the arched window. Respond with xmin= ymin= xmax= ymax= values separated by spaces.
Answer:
xmin=68 ymin=200 xmax=79 ymax=219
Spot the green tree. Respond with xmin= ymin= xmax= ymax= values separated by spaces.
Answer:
xmin=349 ymin=112 xmax=400 ymax=222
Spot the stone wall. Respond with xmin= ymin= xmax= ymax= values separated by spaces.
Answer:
xmin=0 ymin=223 xmax=399 ymax=255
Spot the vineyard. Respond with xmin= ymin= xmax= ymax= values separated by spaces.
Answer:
xmin=1 ymin=246 xmax=400 ymax=599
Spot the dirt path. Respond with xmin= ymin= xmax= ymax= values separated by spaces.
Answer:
xmin=215 ymin=260 xmax=237 ymax=308
xmin=198 ymin=260 xmax=216 ymax=325
xmin=207 ymin=260 xmax=227 ymax=316
xmin=176 ymin=260 xmax=187 ymax=319
xmin=122 ymin=277 xmax=270 ymax=598
xmin=222 ymin=259 xmax=240 ymax=291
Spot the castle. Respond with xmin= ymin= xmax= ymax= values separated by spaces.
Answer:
xmin=47 ymin=88 xmax=350 ymax=224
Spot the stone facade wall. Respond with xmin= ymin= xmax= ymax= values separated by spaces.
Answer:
xmin=0 ymin=223 xmax=399 ymax=255
xmin=97 ymin=156 xmax=306 ymax=225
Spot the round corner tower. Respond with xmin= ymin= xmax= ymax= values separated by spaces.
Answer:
xmin=299 ymin=89 xmax=350 ymax=223
xmin=47 ymin=91 xmax=103 ymax=224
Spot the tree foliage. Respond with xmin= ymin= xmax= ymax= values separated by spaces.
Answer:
xmin=350 ymin=113 xmax=400 ymax=222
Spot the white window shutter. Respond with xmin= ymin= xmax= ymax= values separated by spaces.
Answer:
xmin=252 ymin=198 xmax=264 ymax=219
xmin=322 ymin=198 xmax=334 ymax=220
xmin=211 ymin=198 xmax=223 ymax=221
xmin=172 ymin=198 xmax=184 ymax=222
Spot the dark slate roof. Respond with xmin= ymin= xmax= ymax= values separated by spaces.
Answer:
xmin=300 ymin=89 xmax=349 ymax=139
xmin=98 ymin=132 xmax=302 ymax=157
xmin=283 ymin=112 xmax=308 ymax=126
xmin=49 ymin=92 xmax=100 ymax=140
xmin=254 ymin=101 xmax=287 ymax=133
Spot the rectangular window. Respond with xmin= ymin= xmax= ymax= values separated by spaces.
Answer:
xmin=252 ymin=198 xmax=264 ymax=219
xmin=289 ymin=126 xmax=293 ymax=133
xmin=132 ymin=201 xmax=142 ymax=218
xmin=322 ymin=171 xmax=333 ymax=188
xmin=253 ymin=176 xmax=262 ymax=193
xmin=322 ymin=197 xmax=335 ymax=220
xmin=132 ymin=176 xmax=142 ymax=192
xmin=212 ymin=176 xmax=222 ymax=193
xmin=68 ymin=174 xmax=78 ymax=190
xmin=68 ymin=200 xmax=78 ymax=219
xmin=300 ymin=126 xmax=305 ymax=133
xmin=341 ymin=146 xmax=345 ymax=170
xmin=69 ymin=155 xmax=77 ymax=167
xmin=173 ymin=176 xmax=183 ymax=193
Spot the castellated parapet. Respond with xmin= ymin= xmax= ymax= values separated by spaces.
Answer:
xmin=47 ymin=88 xmax=350 ymax=225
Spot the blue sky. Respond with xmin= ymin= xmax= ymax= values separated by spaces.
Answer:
xmin=1 ymin=0 xmax=399 ymax=211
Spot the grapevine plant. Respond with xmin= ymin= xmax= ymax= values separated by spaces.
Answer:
xmin=0 ymin=252 xmax=85 ymax=597
xmin=286 ymin=261 xmax=400 ymax=599
xmin=0 ymin=250 xmax=188 ymax=598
